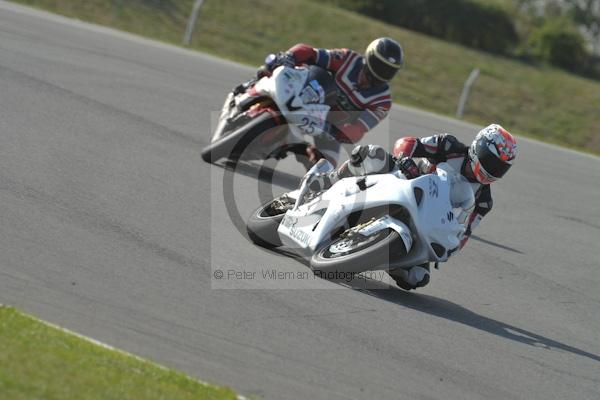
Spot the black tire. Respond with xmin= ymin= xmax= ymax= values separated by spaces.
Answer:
xmin=246 ymin=196 xmax=294 ymax=248
xmin=310 ymin=229 xmax=405 ymax=274
xmin=201 ymin=113 xmax=278 ymax=164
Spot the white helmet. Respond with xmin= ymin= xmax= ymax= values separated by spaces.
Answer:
xmin=468 ymin=124 xmax=517 ymax=184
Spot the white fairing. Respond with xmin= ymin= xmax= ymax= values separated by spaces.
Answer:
xmin=277 ymin=162 xmax=474 ymax=270
xmin=254 ymin=66 xmax=331 ymax=140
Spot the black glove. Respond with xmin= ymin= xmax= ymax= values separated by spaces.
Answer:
xmin=398 ymin=157 xmax=420 ymax=179
xmin=272 ymin=51 xmax=296 ymax=69
xmin=258 ymin=52 xmax=296 ymax=78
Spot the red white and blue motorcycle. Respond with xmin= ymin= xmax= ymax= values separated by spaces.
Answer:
xmin=201 ymin=65 xmax=338 ymax=165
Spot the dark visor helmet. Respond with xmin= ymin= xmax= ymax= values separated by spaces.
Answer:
xmin=469 ymin=124 xmax=517 ymax=184
xmin=364 ymin=37 xmax=404 ymax=84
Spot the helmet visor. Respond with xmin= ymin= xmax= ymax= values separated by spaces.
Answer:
xmin=475 ymin=140 xmax=512 ymax=179
xmin=367 ymin=55 xmax=399 ymax=82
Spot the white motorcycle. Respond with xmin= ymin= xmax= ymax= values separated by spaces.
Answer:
xmin=201 ymin=65 xmax=338 ymax=165
xmin=246 ymin=159 xmax=475 ymax=283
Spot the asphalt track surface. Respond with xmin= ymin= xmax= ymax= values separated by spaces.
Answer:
xmin=1 ymin=2 xmax=599 ymax=399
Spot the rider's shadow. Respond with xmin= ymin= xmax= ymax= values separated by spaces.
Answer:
xmin=336 ymin=276 xmax=600 ymax=364
xmin=270 ymin=251 xmax=598 ymax=364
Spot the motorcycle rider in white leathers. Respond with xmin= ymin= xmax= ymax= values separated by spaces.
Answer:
xmin=307 ymin=124 xmax=518 ymax=290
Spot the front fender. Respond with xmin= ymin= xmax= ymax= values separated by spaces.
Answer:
xmin=356 ymin=215 xmax=413 ymax=254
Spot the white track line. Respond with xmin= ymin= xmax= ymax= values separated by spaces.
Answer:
xmin=1 ymin=305 xmax=244 ymax=399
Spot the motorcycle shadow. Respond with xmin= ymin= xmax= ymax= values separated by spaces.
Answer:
xmin=264 ymin=247 xmax=599 ymax=363
xmin=470 ymin=235 xmax=524 ymax=254
xmin=347 ymin=275 xmax=600 ymax=364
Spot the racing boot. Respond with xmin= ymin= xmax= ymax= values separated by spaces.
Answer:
xmin=390 ymin=263 xmax=430 ymax=290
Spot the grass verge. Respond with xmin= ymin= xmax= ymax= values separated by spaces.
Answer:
xmin=0 ymin=306 xmax=238 ymax=400
xmin=7 ymin=0 xmax=600 ymax=155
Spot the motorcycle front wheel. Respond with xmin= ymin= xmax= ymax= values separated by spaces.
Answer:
xmin=201 ymin=112 xmax=279 ymax=164
xmin=310 ymin=229 xmax=404 ymax=273
xmin=246 ymin=195 xmax=295 ymax=248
